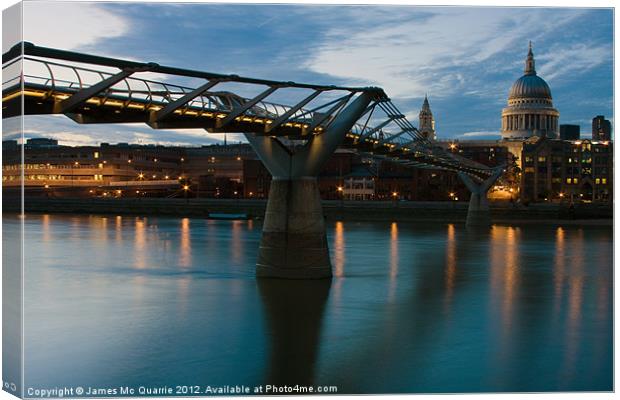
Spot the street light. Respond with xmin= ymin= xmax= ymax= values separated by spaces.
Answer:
xmin=183 ymin=184 xmax=190 ymax=203
xmin=392 ymin=191 xmax=399 ymax=208
xmin=71 ymin=161 xmax=79 ymax=187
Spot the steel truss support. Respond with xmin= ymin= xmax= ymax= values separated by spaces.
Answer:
xmin=303 ymin=94 xmax=353 ymax=135
xmin=153 ymin=79 xmax=220 ymax=122
xmin=376 ymin=127 xmax=414 ymax=146
xmin=265 ymin=90 xmax=323 ymax=133
xmin=458 ymin=168 xmax=503 ymax=227
xmin=357 ymin=117 xmax=394 ymax=141
xmin=217 ymin=86 xmax=279 ymax=127
xmin=55 ymin=64 xmax=156 ymax=114
xmin=55 ymin=70 xmax=133 ymax=114
xmin=245 ymin=92 xmax=374 ymax=279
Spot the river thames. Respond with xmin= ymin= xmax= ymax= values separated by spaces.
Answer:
xmin=9 ymin=214 xmax=612 ymax=393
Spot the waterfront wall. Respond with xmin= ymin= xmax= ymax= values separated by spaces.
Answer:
xmin=4 ymin=197 xmax=612 ymax=223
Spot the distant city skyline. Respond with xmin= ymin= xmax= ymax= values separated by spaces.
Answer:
xmin=3 ymin=2 xmax=613 ymax=146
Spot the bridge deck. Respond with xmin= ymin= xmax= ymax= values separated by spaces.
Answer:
xmin=3 ymin=42 xmax=497 ymax=179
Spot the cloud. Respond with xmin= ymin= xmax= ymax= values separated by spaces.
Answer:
xmin=458 ymin=131 xmax=501 ymax=138
xmin=305 ymin=7 xmax=584 ymax=99
xmin=22 ymin=2 xmax=129 ymax=50
xmin=537 ymin=43 xmax=612 ymax=82
xmin=2 ymin=117 xmax=22 ymax=139
xmin=21 ymin=115 xmax=237 ymax=147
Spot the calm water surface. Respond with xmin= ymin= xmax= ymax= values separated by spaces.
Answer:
xmin=10 ymin=214 xmax=613 ymax=393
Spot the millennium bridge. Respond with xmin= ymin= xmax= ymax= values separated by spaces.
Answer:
xmin=2 ymin=42 xmax=503 ymax=279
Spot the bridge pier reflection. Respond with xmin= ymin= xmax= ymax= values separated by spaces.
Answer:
xmin=246 ymin=92 xmax=374 ymax=279
xmin=258 ymin=279 xmax=331 ymax=385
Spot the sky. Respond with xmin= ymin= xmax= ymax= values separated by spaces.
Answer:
xmin=3 ymin=1 xmax=614 ymax=146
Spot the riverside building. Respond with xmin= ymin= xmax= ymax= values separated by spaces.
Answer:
xmin=592 ymin=115 xmax=612 ymax=141
xmin=520 ymin=138 xmax=612 ymax=203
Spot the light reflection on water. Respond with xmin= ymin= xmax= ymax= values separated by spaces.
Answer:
xmin=8 ymin=214 xmax=612 ymax=393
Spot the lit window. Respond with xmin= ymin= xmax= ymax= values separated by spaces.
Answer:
xmin=573 ymin=178 xmax=578 ymax=184
xmin=595 ymin=178 xmax=601 ymax=184
xmin=602 ymin=178 xmax=607 ymax=185
xmin=538 ymin=156 xmax=546 ymax=162
xmin=566 ymin=178 xmax=572 ymax=184
xmin=94 ymin=152 xmax=99 ymax=159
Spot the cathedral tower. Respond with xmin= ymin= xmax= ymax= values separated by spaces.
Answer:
xmin=419 ymin=95 xmax=436 ymax=140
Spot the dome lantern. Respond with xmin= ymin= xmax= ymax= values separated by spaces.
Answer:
xmin=524 ymin=41 xmax=536 ymax=75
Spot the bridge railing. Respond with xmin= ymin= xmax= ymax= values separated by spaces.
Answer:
xmin=8 ymin=55 xmax=344 ymax=125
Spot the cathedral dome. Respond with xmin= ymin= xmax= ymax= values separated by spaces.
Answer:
xmin=500 ymin=42 xmax=559 ymax=140
xmin=508 ymin=74 xmax=552 ymax=100
xmin=507 ymin=41 xmax=552 ymax=101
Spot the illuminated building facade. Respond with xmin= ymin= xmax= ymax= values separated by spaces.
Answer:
xmin=2 ymin=141 xmax=250 ymax=198
xmin=520 ymin=138 xmax=612 ymax=203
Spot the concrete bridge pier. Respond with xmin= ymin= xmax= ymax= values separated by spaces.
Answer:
xmin=458 ymin=169 xmax=503 ymax=227
xmin=245 ymin=92 xmax=374 ymax=279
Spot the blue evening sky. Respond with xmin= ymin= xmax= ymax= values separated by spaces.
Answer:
xmin=7 ymin=2 xmax=614 ymax=146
